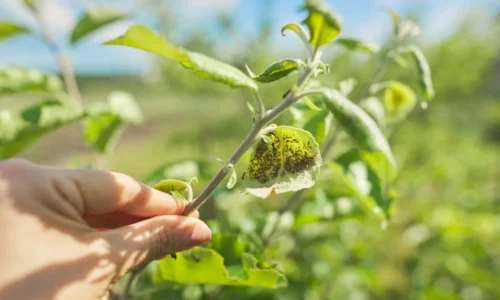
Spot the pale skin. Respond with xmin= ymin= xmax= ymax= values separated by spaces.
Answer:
xmin=0 ymin=159 xmax=212 ymax=300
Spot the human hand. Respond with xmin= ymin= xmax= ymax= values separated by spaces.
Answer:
xmin=0 ymin=159 xmax=211 ymax=300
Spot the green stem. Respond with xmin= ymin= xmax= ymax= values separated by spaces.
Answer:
xmin=34 ymin=2 xmax=83 ymax=110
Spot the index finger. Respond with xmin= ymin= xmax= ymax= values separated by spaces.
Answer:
xmin=59 ymin=169 xmax=187 ymax=217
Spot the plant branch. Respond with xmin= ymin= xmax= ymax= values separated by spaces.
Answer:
xmin=34 ymin=1 xmax=83 ymax=110
xmin=261 ymin=44 xmax=400 ymax=245
xmin=183 ymin=59 xmax=320 ymax=216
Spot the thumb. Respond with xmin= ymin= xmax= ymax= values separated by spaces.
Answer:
xmin=101 ymin=215 xmax=211 ymax=276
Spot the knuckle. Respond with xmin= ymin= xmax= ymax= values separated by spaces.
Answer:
xmin=148 ymin=224 xmax=173 ymax=261
xmin=0 ymin=159 xmax=34 ymax=179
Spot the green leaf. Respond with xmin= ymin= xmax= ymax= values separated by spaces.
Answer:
xmin=243 ymin=126 xmax=322 ymax=198
xmin=322 ymin=88 xmax=397 ymax=169
xmin=0 ymin=67 xmax=64 ymax=96
xmin=303 ymin=0 xmax=342 ymax=47
xmin=0 ymin=21 xmax=30 ymax=41
xmin=246 ymin=59 xmax=303 ymax=83
xmin=303 ymin=97 xmax=322 ymax=111
xmin=0 ymin=99 xmax=82 ymax=159
xmin=71 ymin=5 xmax=128 ymax=44
xmin=335 ymin=37 xmax=379 ymax=54
xmin=153 ymin=247 xmax=287 ymax=288
xmin=383 ymin=81 xmax=417 ymax=122
xmin=359 ymin=97 xmax=385 ymax=126
xmin=103 ymin=25 xmax=257 ymax=91
xmin=406 ymin=45 xmax=435 ymax=100
xmin=83 ymin=91 xmax=142 ymax=153
xmin=333 ymin=149 xmax=396 ymax=219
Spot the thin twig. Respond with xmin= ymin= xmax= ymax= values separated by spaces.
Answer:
xmin=35 ymin=0 xmax=83 ymax=110
xmin=182 ymin=57 xmax=321 ymax=216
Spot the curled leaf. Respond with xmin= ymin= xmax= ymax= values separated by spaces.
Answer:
xmin=244 ymin=126 xmax=322 ymax=198
xmin=103 ymin=25 xmax=257 ymax=91
xmin=154 ymin=179 xmax=192 ymax=201
xmin=303 ymin=0 xmax=342 ymax=47
xmin=281 ymin=23 xmax=311 ymax=51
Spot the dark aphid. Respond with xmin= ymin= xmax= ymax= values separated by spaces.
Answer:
xmin=282 ymin=89 xmax=291 ymax=99
xmin=241 ymin=172 xmax=246 ymax=180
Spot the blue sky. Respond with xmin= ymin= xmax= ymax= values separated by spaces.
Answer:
xmin=0 ymin=0 xmax=497 ymax=76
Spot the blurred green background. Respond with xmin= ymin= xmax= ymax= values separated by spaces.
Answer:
xmin=1 ymin=0 xmax=500 ymax=299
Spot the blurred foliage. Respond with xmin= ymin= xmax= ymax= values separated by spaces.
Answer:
xmin=2 ymin=1 xmax=499 ymax=299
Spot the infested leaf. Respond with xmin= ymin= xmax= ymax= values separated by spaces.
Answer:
xmin=0 ymin=21 xmax=30 ymax=41
xmin=322 ymin=88 xmax=396 ymax=169
xmin=0 ymin=67 xmax=64 ymax=96
xmin=303 ymin=0 xmax=342 ymax=47
xmin=103 ymin=25 xmax=257 ymax=91
xmin=71 ymin=5 xmax=128 ymax=44
xmin=243 ymin=126 xmax=322 ymax=198
xmin=246 ymin=59 xmax=303 ymax=83
xmin=335 ymin=37 xmax=379 ymax=54
xmin=406 ymin=45 xmax=434 ymax=100
xmin=383 ymin=81 xmax=417 ymax=122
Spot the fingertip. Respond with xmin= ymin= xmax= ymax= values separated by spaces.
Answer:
xmin=185 ymin=220 xmax=212 ymax=245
